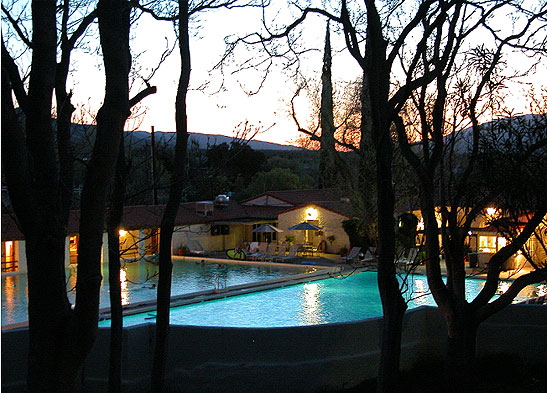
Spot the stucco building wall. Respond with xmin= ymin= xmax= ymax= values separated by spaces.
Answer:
xmin=278 ymin=204 xmax=350 ymax=254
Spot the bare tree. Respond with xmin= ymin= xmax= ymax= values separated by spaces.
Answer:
xmin=392 ymin=2 xmax=547 ymax=389
xmin=129 ymin=0 xmax=262 ymax=389
xmin=106 ymin=88 xmax=157 ymax=393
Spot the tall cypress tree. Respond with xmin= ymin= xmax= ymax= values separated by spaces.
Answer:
xmin=319 ymin=22 xmax=338 ymax=188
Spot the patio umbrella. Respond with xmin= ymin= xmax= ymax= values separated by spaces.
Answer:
xmin=288 ymin=222 xmax=322 ymax=231
xmin=251 ymin=224 xmax=284 ymax=233
xmin=288 ymin=222 xmax=322 ymax=244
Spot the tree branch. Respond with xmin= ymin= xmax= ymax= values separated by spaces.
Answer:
xmin=129 ymin=85 xmax=157 ymax=107
xmin=472 ymin=207 xmax=547 ymax=310
xmin=1 ymin=4 xmax=32 ymax=48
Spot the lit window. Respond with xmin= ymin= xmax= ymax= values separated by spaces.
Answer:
xmin=119 ymin=229 xmax=127 ymax=237
xmin=69 ymin=236 xmax=78 ymax=252
xmin=479 ymin=236 xmax=496 ymax=253
xmin=5 ymin=241 xmax=14 ymax=262
xmin=479 ymin=235 xmax=507 ymax=253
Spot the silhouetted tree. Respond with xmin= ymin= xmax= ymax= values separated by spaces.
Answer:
xmin=392 ymin=4 xmax=547 ymax=387
xmin=318 ymin=22 xmax=338 ymax=188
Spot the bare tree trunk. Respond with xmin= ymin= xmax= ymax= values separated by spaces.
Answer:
xmin=106 ymin=142 xmax=129 ymax=393
xmin=55 ymin=1 xmax=96 ymax=223
xmin=22 ymin=1 xmax=76 ymax=390
xmin=445 ymin=313 xmax=479 ymax=393
xmin=73 ymin=0 xmax=131 ymax=389
xmin=151 ymin=0 xmax=190 ymax=390
xmin=361 ymin=1 xmax=407 ymax=391
xmin=3 ymin=5 xmax=76 ymax=388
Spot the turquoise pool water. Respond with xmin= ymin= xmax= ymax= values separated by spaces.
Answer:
xmin=1 ymin=260 xmax=314 ymax=326
xmin=100 ymin=271 xmax=544 ymax=328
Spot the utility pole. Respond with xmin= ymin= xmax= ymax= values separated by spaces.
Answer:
xmin=151 ymin=126 xmax=158 ymax=205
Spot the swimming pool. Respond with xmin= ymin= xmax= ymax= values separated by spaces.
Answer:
xmin=1 ymin=259 xmax=316 ymax=326
xmin=101 ymin=271 xmax=544 ymax=328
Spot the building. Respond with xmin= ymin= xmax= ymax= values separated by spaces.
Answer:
xmin=407 ymin=207 xmax=546 ymax=271
xmin=1 ymin=189 xmax=355 ymax=274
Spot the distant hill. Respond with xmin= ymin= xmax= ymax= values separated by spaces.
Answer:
xmin=447 ymin=113 xmax=545 ymax=154
xmin=69 ymin=123 xmax=302 ymax=151
xmin=126 ymin=130 xmax=302 ymax=151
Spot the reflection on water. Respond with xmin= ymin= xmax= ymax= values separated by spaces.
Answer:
xmin=112 ymin=271 xmax=546 ymax=329
xmin=120 ymin=269 xmax=130 ymax=306
xmin=2 ymin=260 xmax=312 ymax=326
xmin=411 ymin=279 xmax=430 ymax=306
xmin=298 ymin=283 xmax=325 ymax=325
xmin=1 ymin=275 xmax=27 ymax=323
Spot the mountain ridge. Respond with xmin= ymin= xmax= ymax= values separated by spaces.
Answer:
xmin=128 ymin=130 xmax=302 ymax=151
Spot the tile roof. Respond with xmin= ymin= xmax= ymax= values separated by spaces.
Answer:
xmin=1 ymin=201 xmax=284 ymax=241
xmin=242 ymin=188 xmax=345 ymax=206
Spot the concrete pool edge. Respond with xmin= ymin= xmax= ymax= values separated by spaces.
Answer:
xmin=2 ymin=304 xmax=545 ymax=392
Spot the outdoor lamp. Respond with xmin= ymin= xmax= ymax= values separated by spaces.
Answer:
xmin=305 ymin=207 xmax=318 ymax=221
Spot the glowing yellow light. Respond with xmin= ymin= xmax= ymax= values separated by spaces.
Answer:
xmin=497 ymin=281 xmax=510 ymax=295
xmin=4 ymin=241 xmax=14 ymax=260
xmin=305 ymin=207 xmax=318 ymax=221
xmin=486 ymin=207 xmax=498 ymax=217
xmin=119 ymin=229 xmax=127 ymax=237
xmin=497 ymin=237 xmax=507 ymax=249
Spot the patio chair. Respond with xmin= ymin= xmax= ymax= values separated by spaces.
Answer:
xmin=274 ymin=244 xmax=299 ymax=263
xmin=398 ymin=247 xmax=419 ymax=265
xmin=186 ymin=239 xmax=208 ymax=256
xmin=247 ymin=242 xmax=259 ymax=254
xmin=338 ymin=247 xmax=361 ymax=264
xmin=248 ymin=242 xmax=268 ymax=260
xmin=362 ymin=247 xmax=376 ymax=262
xmin=263 ymin=243 xmax=278 ymax=261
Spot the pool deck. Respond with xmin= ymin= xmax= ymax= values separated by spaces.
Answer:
xmin=202 ymin=250 xmax=537 ymax=281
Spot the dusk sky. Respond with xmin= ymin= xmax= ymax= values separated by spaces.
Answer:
xmin=70 ymin=6 xmax=356 ymax=145
xmin=50 ymin=2 xmax=546 ymax=145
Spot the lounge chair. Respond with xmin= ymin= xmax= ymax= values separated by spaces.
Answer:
xmin=248 ymin=242 xmax=268 ymax=260
xmin=362 ymin=247 xmax=376 ymax=261
xmin=397 ymin=247 xmax=419 ymax=265
xmin=247 ymin=242 xmax=259 ymax=254
xmin=274 ymin=244 xmax=299 ymax=263
xmin=338 ymin=247 xmax=361 ymax=264
xmin=186 ymin=239 xmax=208 ymax=256
xmin=263 ymin=243 xmax=278 ymax=261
